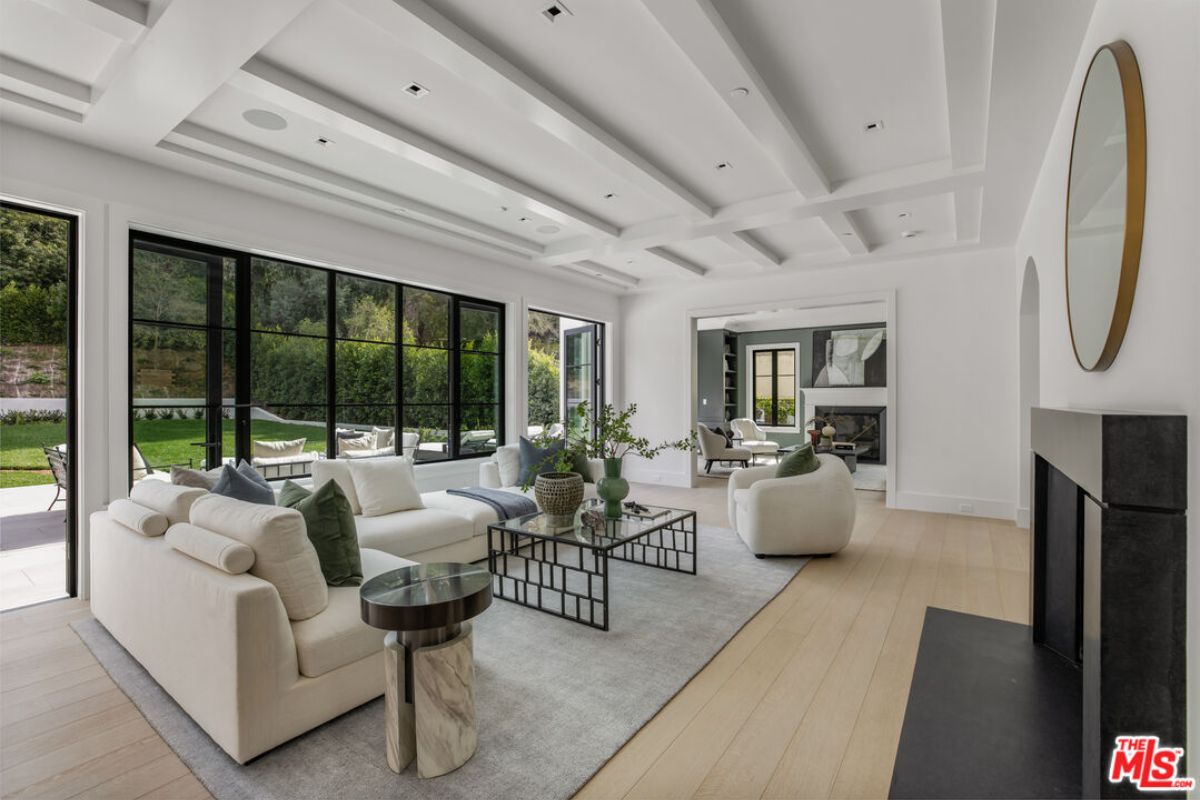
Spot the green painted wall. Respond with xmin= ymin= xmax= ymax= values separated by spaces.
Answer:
xmin=696 ymin=329 xmax=727 ymax=426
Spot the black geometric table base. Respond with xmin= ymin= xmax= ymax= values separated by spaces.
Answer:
xmin=486 ymin=512 xmax=697 ymax=631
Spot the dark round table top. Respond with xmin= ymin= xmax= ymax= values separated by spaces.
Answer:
xmin=360 ymin=562 xmax=492 ymax=632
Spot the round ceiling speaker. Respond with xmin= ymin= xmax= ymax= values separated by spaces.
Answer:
xmin=242 ymin=109 xmax=288 ymax=131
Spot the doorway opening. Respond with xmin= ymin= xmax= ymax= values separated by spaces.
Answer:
xmin=527 ymin=310 xmax=604 ymax=437
xmin=0 ymin=202 xmax=78 ymax=610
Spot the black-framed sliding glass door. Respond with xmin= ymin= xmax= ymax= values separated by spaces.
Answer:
xmin=0 ymin=201 xmax=79 ymax=608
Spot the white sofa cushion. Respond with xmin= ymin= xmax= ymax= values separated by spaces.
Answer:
xmin=190 ymin=494 xmax=328 ymax=621
xmin=166 ymin=523 xmax=256 ymax=574
xmin=107 ymin=498 xmax=169 ymax=537
xmin=252 ymin=437 xmax=307 ymax=460
xmin=290 ymin=548 xmax=415 ymax=678
xmin=312 ymin=458 xmax=362 ymax=515
xmin=347 ymin=456 xmax=423 ymax=517
xmin=421 ymin=490 xmax=499 ymax=537
xmin=354 ymin=508 xmax=473 ymax=558
xmin=129 ymin=481 xmax=207 ymax=525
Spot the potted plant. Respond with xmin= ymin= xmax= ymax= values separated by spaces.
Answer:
xmin=521 ymin=402 xmax=695 ymax=521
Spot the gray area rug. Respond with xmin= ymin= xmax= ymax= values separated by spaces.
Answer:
xmin=73 ymin=524 xmax=806 ymax=800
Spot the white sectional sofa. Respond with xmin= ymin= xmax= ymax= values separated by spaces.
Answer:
xmin=91 ymin=481 xmax=418 ymax=764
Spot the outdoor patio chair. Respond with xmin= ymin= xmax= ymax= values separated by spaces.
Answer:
xmin=42 ymin=445 xmax=68 ymax=510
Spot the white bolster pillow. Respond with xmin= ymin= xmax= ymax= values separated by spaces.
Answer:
xmin=166 ymin=523 xmax=256 ymax=575
xmin=129 ymin=481 xmax=207 ymax=525
xmin=108 ymin=498 xmax=169 ymax=537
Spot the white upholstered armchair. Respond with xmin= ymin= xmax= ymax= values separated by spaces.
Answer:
xmin=697 ymin=424 xmax=751 ymax=473
xmin=727 ymin=455 xmax=856 ymax=557
xmin=729 ymin=418 xmax=781 ymax=462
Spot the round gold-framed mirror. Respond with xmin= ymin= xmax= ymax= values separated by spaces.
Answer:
xmin=1065 ymin=40 xmax=1146 ymax=372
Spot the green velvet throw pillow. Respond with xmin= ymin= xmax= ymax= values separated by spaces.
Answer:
xmin=776 ymin=444 xmax=820 ymax=479
xmin=279 ymin=480 xmax=363 ymax=587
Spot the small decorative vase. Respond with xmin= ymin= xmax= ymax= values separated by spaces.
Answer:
xmin=596 ymin=458 xmax=630 ymax=519
xmin=534 ymin=472 xmax=584 ymax=529
xmin=821 ymin=424 xmax=837 ymax=447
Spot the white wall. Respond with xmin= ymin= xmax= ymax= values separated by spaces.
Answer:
xmin=0 ymin=125 xmax=619 ymax=596
xmin=1013 ymin=0 xmax=1199 ymax=762
xmin=619 ymin=247 xmax=1019 ymax=520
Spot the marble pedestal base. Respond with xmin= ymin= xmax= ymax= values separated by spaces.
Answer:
xmin=383 ymin=623 xmax=478 ymax=778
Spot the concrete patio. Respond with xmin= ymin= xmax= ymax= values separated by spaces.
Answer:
xmin=0 ymin=483 xmax=67 ymax=611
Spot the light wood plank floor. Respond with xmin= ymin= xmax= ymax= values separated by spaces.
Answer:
xmin=0 ymin=478 xmax=1028 ymax=799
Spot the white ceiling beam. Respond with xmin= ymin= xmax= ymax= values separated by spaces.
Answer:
xmin=167 ymin=122 xmax=542 ymax=255
xmin=717 ymin=231 xmax=781 ymax=269
xmin=0 ymin=56 xmax=91 ymax=106
xmin=157 ymin=139 xmax=538 ymax=261
xmin=539 ymin=160 xmax=983 ymax=265
xmin=820 ymin=211 xmax=870 ymax=255
xmin=0 ymin=89 xmax=84 ymax=123
xmin=83 ymin=0 xmax=318 ymax=145
xmin=940 ymin=0 xmax=995 ymax=169
xmin=231 ymin=59 xmax=620 ymax=239
xmin=645 ymin=247 xmax=708 ymax=278
xmin=25 ymin=0 xmax=147 ymax=41
xmin=953 ymin=185 xmax=984 ymax=242
xmin=571 ymin=261 xmax=640 ymax=289
xmin=641 ymin=0 xmax=828 ymax=198
xmin=339 ymin=0 xmax=713 ymax=219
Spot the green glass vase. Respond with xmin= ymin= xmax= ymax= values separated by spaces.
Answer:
xmin=596 ymin=458 xmax=629 ymax=519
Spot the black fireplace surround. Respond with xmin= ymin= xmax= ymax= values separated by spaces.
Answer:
xmin=814 ymin=405 xmax=886 ymax=464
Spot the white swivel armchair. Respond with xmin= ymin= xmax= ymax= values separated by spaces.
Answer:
xmin=730 ymin=418 xmax=781 ymax=463
xmin=727 ymin=455 xmax=856 ymax=557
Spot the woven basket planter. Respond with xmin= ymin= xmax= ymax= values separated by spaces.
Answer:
xmin=534 ymin=472 xmax=584 ymax=529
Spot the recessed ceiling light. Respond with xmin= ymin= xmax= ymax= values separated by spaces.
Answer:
xmin=499 ymin=206 xmax=509 ymax=212
xmin=863 ymin=120 xmax=885 ymax=133
xmin=404 ymin=82 xmax=429 ymax=98
xmin=897 ymin=211 xmax=911 ymax=219
xmin=626 ymin=259 xmax=635 ymax=265
xmin=715 ymin=161 xmax=733 ymax=171
xmin=518 ymin=216 xmax=530 ymax=222
xmin=316 ymin=137 xmax=333 ymax=146
xmin=536 ymin=225 xmax=560 ymax=234
xmin=730 ymin=87 xmax=750 ymax=98
xmin=603 ymin=192 xmax=618 ymax=200
xmin=243 ymin=109 xmax=287 ymax=131
xmin=542 ymin=2 xmax=571 ymax=22
xmin=901 ymin=230 xmax=920 ymax=239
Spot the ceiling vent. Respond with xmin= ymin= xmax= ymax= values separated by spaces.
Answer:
xmin=542 ymin=2 xmax=572 ymax=22
xmin=901 ymin=230 xmax=920 ymax=239
xmin=405 ymin=82 xmax=429 ymax=98
xmin=316 ymin=137 xmax=333 ymax=146
xmin=863 ymin=120 xmax=885 ymax=133
xmin=715 ymin=161 xmax=733 ymax=171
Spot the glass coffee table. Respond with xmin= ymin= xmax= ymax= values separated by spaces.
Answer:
xmin=486 ymin=499 xmax=697 ymax=630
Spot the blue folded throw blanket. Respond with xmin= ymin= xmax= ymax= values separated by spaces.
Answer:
xmin=446 ymin=486 xmax=538 ymax=521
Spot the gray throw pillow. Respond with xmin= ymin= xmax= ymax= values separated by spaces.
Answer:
xmin=211 ymin=461 xmax=275 ymax=505
xmin=171 ymin=465 xmax=223 ymax=490
xmin=518 ymin=436 xmax=566 ymax=486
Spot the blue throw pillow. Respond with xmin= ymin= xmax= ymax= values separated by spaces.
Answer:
xmin=211 ymin=461 xmax=275 ymax=505
xmin=518 ymin=436 xmax=566 ymax=486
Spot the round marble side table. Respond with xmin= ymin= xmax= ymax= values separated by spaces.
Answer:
xmin=360 ymin=562 xmax=492 ymax=778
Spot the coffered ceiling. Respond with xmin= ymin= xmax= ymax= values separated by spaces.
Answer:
xmin=0 ymin=0 xmax=1095 ymax=290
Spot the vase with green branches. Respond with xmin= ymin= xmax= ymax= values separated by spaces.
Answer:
xmin=524 ymin=402 xmax=695 ymax=519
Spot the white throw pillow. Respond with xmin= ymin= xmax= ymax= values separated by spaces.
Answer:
xmin=252 ymin=437 xmax=307 ymax=460
xmin=372 ymin=426 xmax=395 ymax=449
xmin=494 ymin=445 xmax=521 ymax=488
xmin=190 ymin=494 xmax=327 ymax=620
xmin=311 ymin=458 xmax=362 ymax=515
xmin=346 ymin=456 xmax=423 ymax=517
xmin=337 ymin=434 xmax=377 ymax=455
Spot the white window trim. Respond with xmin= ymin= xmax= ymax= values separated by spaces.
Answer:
xmin=745 ymin=343 xmax=801 ymax=433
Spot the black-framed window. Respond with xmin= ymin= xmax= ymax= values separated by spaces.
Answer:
xmin=752 ymin=347 xmax=796 ymax=428
xmin=129 ymin=231 xmax=505 ymax=482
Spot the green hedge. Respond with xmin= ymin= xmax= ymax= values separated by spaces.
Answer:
xmin=0 ymin=282 xmax=68 ymax=344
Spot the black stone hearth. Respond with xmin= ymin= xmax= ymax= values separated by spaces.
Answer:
xmin=889 ymin=608 xmax=1081 ymax=799
xmin=814 ymin=405 xmax=886 ymax=464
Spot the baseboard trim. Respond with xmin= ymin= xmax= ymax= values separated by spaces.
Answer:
xmin=895 ymin=491 xmax=1015 ymax=522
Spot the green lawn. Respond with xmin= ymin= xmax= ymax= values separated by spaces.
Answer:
xmin=0 ymin=418 xmax=327 ymax=487
xmin=0 ymin=420 xmax=65 ymax=487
